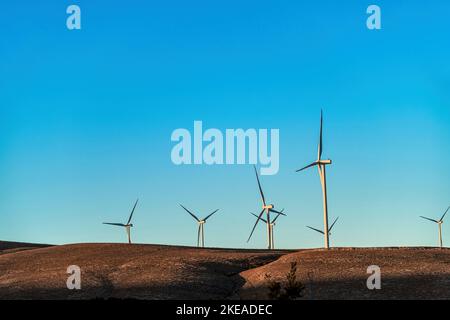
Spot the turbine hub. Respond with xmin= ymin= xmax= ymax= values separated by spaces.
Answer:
xmin=320 ymin=159 xmax=332 ymax=165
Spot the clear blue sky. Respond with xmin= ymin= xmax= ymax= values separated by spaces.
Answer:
xmin=0 ymin=1 xmax=449 ymax=248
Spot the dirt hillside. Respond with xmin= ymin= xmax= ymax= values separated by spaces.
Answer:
xmin=0 ymin=241 xmax=52 ymax=256
xmin=0 ymin=243 xmax=287 ymax=300
xmin=239 ymin=247 xmax=450 ymax=300
xmin=1 ymin=243 xmax=449 ymax=300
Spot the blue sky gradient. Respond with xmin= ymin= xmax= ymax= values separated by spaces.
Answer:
xmin=0 ymin=1 xmax=449 ymax=248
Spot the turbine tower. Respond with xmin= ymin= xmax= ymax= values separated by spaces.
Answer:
xmin=420 ymin=206 xmax=449 ymax=248
xmin=250 ymin=209 xmax=285 ymax=250
xmin=103 ymin=199 xmax=139 ymax=244
xmin=248 ymin=165 xmax=286 ymax=250
xmin=306 ymin=217 xmax=339 ymax=246
xmin=297 ymin=110 xmax=332 ymax=249
xmin=180 ymin=205 xmax=219 ymax=248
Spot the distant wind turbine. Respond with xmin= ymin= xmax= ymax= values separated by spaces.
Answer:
xmin=250 ymin=209 xmax=285 ymax=250
xmin=296 ymin=110 xmax=333 ymax=249
xmin=248 ymin=165 xmax=286 ymax=250
xmin=180 ymin=205 xmax=219 ymax=248
xmin=103 ymin=199 xmax=139 ymax=244
xmin=420 ymin=206 xmax=449 ymax=248
xmin=307 ymin=217 xmax=339 ymax=246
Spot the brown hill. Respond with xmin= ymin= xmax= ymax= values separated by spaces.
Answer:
xmin=0 ymin=243 xmax=287 ymax=300
xmin=0 ymin=244 xmax=449 ymax=300
xmin=239 ymin=247 xmax=450 ymax=300
xmin=0 ymin=241 xmax=52 ymax=256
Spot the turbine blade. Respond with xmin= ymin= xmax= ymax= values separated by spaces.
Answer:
xmin=271 ymin=214 xmax=281 ymax=224
xmin=204 ymin=209 xmax=219 ymax=222
xmin=269 ymin=209 xmax=287 ymax=216
xmin=420 ymin=216 xmax=438 ymax=223
xmin=439 ymin=206 xmax=450 ymax=222
xmin=250 ymin=212 xmax=267 ymax=223
xmin=254 ymin=165 xmax=266 ymax=206
xmin=296 ymin=161 xmax=318 ymax=172
xmin=306 ymin=226 xmax=324 ymax=235
xmin=127 ymin=199 xmax=139 ymax=225
xmin=271 ymin=209 xmax=285 ymax=224
xmin=318 ymin=109 xmax=323 ymax=160
xmin=180 ymin=204 xmax=200 ymax=222
xmin=329 ymin=217 xmax=339 ymax=232
xmin=103 ymin=223 xmax=126 ymax=227
xmin=247 ymin=209 xmax=266 ymax=242
xmin=197 ymin=224 xmax=201 ymax=247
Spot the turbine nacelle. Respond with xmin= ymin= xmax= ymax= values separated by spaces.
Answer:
xmin=318 ymin=159 xmax=332 ymax=165
xmin=263 ymin=204 xmax=274 ymax=210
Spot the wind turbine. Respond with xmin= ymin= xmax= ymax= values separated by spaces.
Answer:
xmin=296 ymin=110 xmax=333 ymax=249
xmin=103 ymin=199 xmax=139 ymax=244
xmin=180 ymin=205 xmax=219 ymax=248
xmin=307 ymin=217 xmax=339 ymax=246
xmin=250 ymin=209 xmax=285 ymax=250
xmin=420 ymin=206 xmax=449 ymax=248
xmin=248 ymin=165 xmax=286 ymax=250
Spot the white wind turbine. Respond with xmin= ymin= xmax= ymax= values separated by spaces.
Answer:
xmin=103 ymin=199 xmax=139 ymax=244
xmin=420 ymin=206 xmax=449 ymax=248
xmin=248 ymin=165 xmax=286 ymax=250
xmin=180 ymin=205 xmax=219 ymax=248
xmin=296 ymin=110 xmax=333 ymax=249
xmin=307 ymin=217 xmax=339 ymax=246
xmin=250 ymin=209 xmax=285 ymax=250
